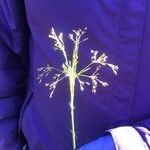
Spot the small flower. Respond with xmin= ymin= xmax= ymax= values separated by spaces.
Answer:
xmin=77 ymin=77 xmax=90 ymax=91
xmin=45 ymin=82 xmax=57 ymax=98
xmin=72 ymin=27 xmax=88 ymax=44
xmin=91 ymin=76 xmax=98 ymax=93
xmin=37 ymin=64 xmax=53 ymax=83
xmin=107 ymin=64 xmax=119 ymax=75
xmin=91 ymin=50 xmax=98 ymax=62
xmin=69 ymin=33 xmax=75 ymax=42
xmin=96 ymin=53 xmax=108 ymax=65
xmin=48 ymin=28 xmax=65 ymax=51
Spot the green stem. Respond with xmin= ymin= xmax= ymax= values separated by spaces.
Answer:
xmin=69 ymin=75 xmax=76 ymax=150
xmin=68 ymin=32 xmax=82 ymax=149
xmin=69 ymin=38 xmax=80 ymax=150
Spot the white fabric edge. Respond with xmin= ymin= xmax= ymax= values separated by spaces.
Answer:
xmin=106 ymin=126 xmax=149 ymax=150
xmin=136 ymin=126 xmax=150 ymax=146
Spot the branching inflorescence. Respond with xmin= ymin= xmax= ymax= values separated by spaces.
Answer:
xmin=37 ymin=27 xmax=118 ymax=150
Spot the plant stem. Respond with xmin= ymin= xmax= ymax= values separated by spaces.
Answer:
xmin=69 ymin=36 xmax=80 ymax=150
xmin=69 ymin=73 xmax=76 ymax=150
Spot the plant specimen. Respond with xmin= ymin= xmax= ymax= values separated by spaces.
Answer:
xmin=37 ymin=27 xmax=118 ymax=150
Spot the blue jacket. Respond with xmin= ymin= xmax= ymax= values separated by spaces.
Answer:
xmin=0 ymin=0 xmax=150 ymax=150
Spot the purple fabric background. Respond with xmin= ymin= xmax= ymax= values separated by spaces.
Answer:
xmin=0 ymin=0 xmax=150 ymax=149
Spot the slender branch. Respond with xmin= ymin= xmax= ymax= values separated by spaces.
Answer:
xmin=49 ymin=28 xmax=69 ymax=66
xmin=52 ymin=66 xmax=65 ymax=74
xmin=45 ymin=74 xmax=67 ymax=98
xmin=79 ymin=74 xmax=92 ymax=79
xmin=55 ymin=74 xmax=67 ymax=83
xmin=77 ymin=62 xmax=94 ymax=76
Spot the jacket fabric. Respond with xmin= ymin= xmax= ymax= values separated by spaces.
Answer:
xmin=0 ymin=0 xmax=150 ymax=150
